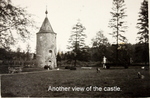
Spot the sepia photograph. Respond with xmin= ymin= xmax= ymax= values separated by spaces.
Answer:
xmin=0 ymin=0 xmax=149 ymax=97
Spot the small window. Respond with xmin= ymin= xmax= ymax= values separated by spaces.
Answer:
xmin=49 ymin=50 xmax=52 ymax=53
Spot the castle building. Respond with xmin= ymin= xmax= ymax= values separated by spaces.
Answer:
xmin=36 ymin=10 xmax=57 ymax=68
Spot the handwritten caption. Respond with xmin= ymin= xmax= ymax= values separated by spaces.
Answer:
xmin=48 ymin=86 xmax=121 ymax=92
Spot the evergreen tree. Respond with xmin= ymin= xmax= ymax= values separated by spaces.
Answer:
xmin=68 ymin=20 xmax=86 ymax=66
xmin=68 ymin=21 xmax=86 ymax=50
xmin=26 ymin=43 xmax=31 ymax=60
xmin=137 ymin=0 xmax=148 ymax=43
xmin=109 ymin=0 xmax=128 ymax=64
xmin=136 ymin=0 xmax=149 ymax=65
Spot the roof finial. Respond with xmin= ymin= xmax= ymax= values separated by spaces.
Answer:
xmin=45 ymin=5 xmax=48 ymax=17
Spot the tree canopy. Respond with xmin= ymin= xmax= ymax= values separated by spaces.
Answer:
xmin=68 ymin=21 xmax=86 ymax=51
xmin=109 ymin=0 xmax=128 ymax=43
xmin=137 ymin=0 xmax=149 ymax=44
xmin=91 ymin=30 xmax=109 ymax=48
xmin=0 ymin=0 xmax=35 ymax=49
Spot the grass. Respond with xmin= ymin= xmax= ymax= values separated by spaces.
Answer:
xmin=1 ymin=66 xmax=150 ymax=97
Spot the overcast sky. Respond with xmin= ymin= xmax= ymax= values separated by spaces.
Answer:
xmin=11 ymin=0 xmax=143 ymax=52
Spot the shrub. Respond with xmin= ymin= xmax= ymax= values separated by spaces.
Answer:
xmin=124 ymin=65 xmax=128 ymax=69
xmin=106 ymin=65 xmax=110 ymax=69
xmin=65 ymin=66 xmax=71 ymax=69
xmin=44 ymin=65 xmax=51 ymax=70
xmin=70 ymin=67 xmax=76 ymax=70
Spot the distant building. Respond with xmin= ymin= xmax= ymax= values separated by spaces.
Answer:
xmin=36 ymin=10 xmax=57 ymax=68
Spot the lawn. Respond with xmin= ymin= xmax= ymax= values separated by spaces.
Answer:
xmin=1 ymin=66 xmax=150 ymax=97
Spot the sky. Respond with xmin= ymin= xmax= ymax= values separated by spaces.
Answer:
xmin=11 ymin=0 xmax=143 ymax=53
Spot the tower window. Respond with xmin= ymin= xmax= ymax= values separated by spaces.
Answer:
xmin=49 ymin=50 xmax=52 ymax=53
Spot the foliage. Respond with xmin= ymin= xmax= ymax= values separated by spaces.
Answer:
xmin=25 ymin=44 xmax=32 ymax=60
xmin=69 ymin=66 xmax=76 ymax=70
xmin=76 ymin=46 xmax=91 ymax=61
xmin=109 ymin=0 xmax=128 ymax=65
xmin=65 ymin=66 xmax=71 ymax=69
xmin=0 ymin=48 xmax=6 ymax=59
xmin=92 ymin=30 xmax=109 ymax=47
xmin=118 ymin=44 xmax=130 ymax=64
xmin=137 ymin=0 xmax=149 ymax=44
xmin=0 ymin=0 xmax=35 ymax=48
xmin=65 ymin=51 xmax=75 ymax=61
xmin=67 ymin=21 xmax=87 ymax=64
xmin=44 ymin=65 xmax=51 ymax=70
xmin=134 ymin=43 xmax=149 ymax=63
xmin=136 ymin=0 xmax=149 ymax=65
xmin=62 ymin=42 xmax=147 ymax=64
xmin=56 ymin=52 xmax=62 ymax=62
xmin=0 ymin=47 xmax=35 ymax=62
xmin=109 ymin=0 xmax=128 ymax=43
xmin=91 ymin=30 xmax=110 ymax=61
xmin=68 ymin=21 xmax=86 ymax=51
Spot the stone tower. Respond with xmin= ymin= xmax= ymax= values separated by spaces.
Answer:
xmin=36 ymin=10 xmax=57 ymax=68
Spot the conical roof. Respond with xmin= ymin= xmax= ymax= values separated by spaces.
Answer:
xmin=39 ymin=17 xmax=54 ymax=33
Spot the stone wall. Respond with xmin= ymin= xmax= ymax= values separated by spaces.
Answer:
xmin=36 ymin=32 xmax=57 ymax=68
